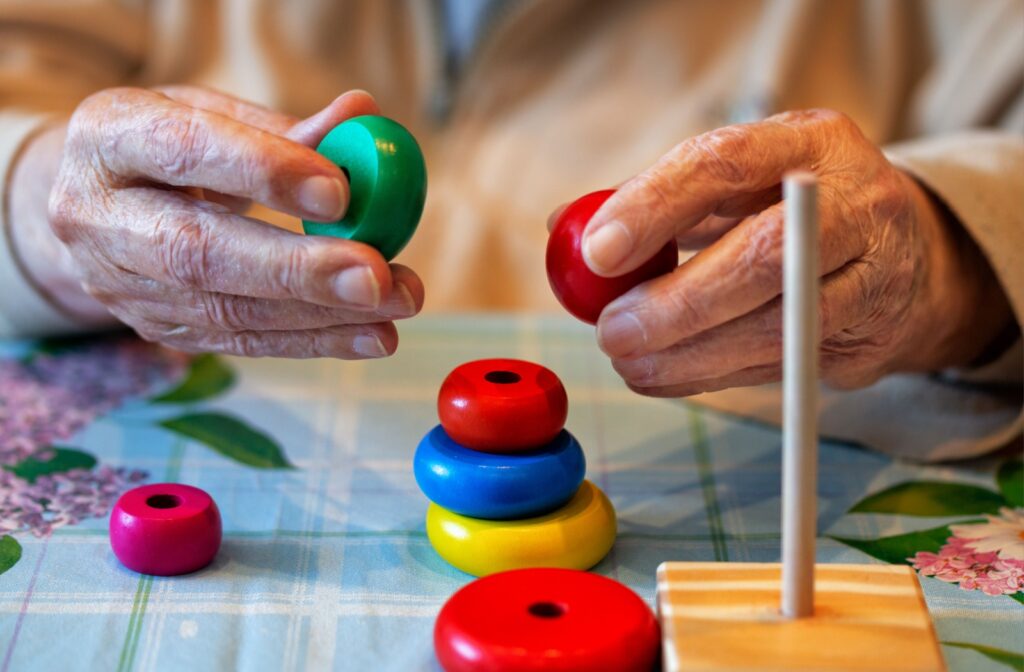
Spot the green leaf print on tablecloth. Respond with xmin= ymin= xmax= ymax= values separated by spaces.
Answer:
xmin=5 ymin=448 xmax=98 ymax=483
xmin=152 ymin=353 xmax=236 ymax=403
xmin=850 ymin=481 xmax=1008 ymax=516
xmin=835 ymin=456 xmax=1023 ymax=605
xmin=1 ymin=339 xmax=292 ymax=579
xmin=996 ymin=458 xmax=1023 ymax=508
xmin=160 ymin=412 xmax=294 ymax=469
xmin=830 ymin=522 xmax=982 ymax=565
xmin=0 ymin=536 xmax=22 ymax=576
xmin=944 ymin=642 xmax=1024 ymax=671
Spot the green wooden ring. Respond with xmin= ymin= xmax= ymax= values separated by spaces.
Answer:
xmin=302 ymin=115 xmax=427 ymax=261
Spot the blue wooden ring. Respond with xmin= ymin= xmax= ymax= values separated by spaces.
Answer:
xmin=414 ymin=425 xmax=586 ymax=520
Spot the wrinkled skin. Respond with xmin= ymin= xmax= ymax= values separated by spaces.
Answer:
xmin=558 ymin=109 xmax=1010 ymax=396
xmin=36 ymin=86 xmax=423 ymax=358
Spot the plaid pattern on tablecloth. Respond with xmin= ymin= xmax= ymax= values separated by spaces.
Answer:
xmin=0 ymin=315 xmax=1020 ymax=671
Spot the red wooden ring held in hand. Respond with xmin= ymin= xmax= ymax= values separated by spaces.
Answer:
xmin=438 ymin=359 xmax=568 ymax=453
xmin=547 ymin=189 xmax=678 ymax=324
xmin=434 ymin=568 xmax=660 ymax=672
xmin=109 ymin=483 xmax=222 ymax=576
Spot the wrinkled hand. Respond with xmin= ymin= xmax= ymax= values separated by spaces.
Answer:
xmin=570 ymin=109 xmax=1005 ymax=396
xmin=46 ymin=86 xmax=422 ymax=358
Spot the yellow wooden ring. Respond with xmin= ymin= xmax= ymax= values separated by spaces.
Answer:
xmin=426 ymin=480 xmax=617 ymax=577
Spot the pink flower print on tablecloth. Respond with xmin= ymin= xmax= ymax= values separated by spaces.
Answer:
xmin=0 ymin=467 xmax=147 ymax=537
xmin=0 ymin=338 xmax=187 ymax=537
xmin=952 ymin=508 xmax=1024 ymax=561
xmin=0 ymin=339 xmax=187 ymax=463
xmin=910 ymin=509 xmax=1024 ymax=597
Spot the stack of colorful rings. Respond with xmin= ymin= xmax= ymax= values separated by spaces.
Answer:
xmin=415 ymin=359 xmax=617 ymax=577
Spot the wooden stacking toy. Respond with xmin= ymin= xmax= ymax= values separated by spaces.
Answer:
xmin=547 ymin=189 xmax=678 ymax=324
xmin=109 ymin=483 xmax=222 ymax=576
xmin=435 ymin=568 xmax=660 ymax=672
xmin=656 ymin=174 xmax=945 ymax=671
xmin=416 ymin=359 xmax=616 ymax=576
xmin=302 ymin=115 xmax=427 ymax=261
xmin=437 ymin=358 xmax=568 ymax=452
xmin=415 ymin=425 xmax=585 ymax=520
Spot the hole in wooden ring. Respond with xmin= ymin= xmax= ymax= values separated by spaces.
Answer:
xmin=484 ymin=370 xmax=521 ymax=384
xmin=527 ymin=601 xmax=565 ymax=619
xmin=146 ymin=494 xmax=182 ymax=509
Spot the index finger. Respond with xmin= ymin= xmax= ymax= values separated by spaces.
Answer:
xmin=87 ymin=188 xmax=396 ymax=309
xmin=581 ymin=109 xmax=840 ymax=277
xmin=77 ymin=88 xmax=349 ymax=222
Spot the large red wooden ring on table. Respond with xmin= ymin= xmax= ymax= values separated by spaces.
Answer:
xmin=547 ymin=189 xmax=678 ymax=324
xmin=434 ymin=568 xmax=660 ymax=672
xmin=438 ymin=359 xmax=568 ymax=453
xmin=109 ymin=483 xmax=222 ymax=576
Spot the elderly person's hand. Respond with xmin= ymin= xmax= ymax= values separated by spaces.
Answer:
xmin=13 ymin=86 xmax=422 ymax=358
xmin=569 ymin=109 xmax=1011 ymax=396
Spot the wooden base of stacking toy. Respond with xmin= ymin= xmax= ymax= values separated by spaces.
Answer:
xmin=656 ymin=562 xmax=946 ymax=672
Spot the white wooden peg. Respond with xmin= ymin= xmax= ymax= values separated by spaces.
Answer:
xmin=781 ymin=171 xmax=820 ymax=618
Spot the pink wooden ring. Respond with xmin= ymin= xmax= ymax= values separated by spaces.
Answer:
xmin=109 ymin=483 xmax=222 ymax=576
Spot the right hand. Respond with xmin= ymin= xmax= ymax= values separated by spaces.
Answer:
xmin=45 ymin=86 xmax=422 ymax=358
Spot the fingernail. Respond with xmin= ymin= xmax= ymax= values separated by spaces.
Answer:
xmin=298 ymin=176 xmax=346 ymax=221
xmin=597 ymin=311 xmax=647 ymax=357
xmin=381 ymin=283 xmax=417 ymax=317
xmin=332 ymin=266 xmax=380 ymax=308
xmin=352 ymin=334 xmax=388 ymax=358
xmin=583 ymin=220 xmax=632 ymax=273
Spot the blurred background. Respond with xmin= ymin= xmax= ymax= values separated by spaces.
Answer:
xmin=2 ymin=0 xmax=1022 ymax=312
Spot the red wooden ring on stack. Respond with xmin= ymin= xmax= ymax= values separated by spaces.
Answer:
xmin=435 ymin=567 xmax=660 ymax=672
xmin=438 ymin=359 xmax=569 ymax=453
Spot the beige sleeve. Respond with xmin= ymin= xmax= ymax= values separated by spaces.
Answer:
xmin=695 ymin=131 xmax=1023 ymax=463
xmin=0 ymin=2 xmax=158 ymax=338
xmin=0 ymin=111 xmax=83 ymax=338
xmin=886 ymin=131 xmax=1023 ymax=342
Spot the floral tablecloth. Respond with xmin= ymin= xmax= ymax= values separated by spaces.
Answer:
xmin=0 ymin=315 xmax=1021 ymax=671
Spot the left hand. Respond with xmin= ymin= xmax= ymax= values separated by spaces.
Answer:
xmin=568 ymin=109 xmax=1011 ymax=396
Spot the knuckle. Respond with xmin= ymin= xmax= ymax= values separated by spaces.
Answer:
xmin=68 ymin=88 xmax=139 ymax=157
xmin=689 ymin=127 xmax=755 ymax=186
xmin=811 ymin=109 xmax=863 ymax=145
xmin=47 ymin=185 xmax=84 ymax=243
xmin=661 ymin=284 xmax=710 ymax=337
xmin=200 ymin=294 xmax=251 ymax=331
xmin=223 ymin=332 xmax=268 ymax=358
xmin=151 ymin=84 xmax=189 ymax=98
xmin=79 ymin=279 xmax=116 ymax=305
xmin=613 ymin=356 xmax=657 ymax=387
xmin=68 ymin=91 xmax=112 ymax=140
xmin=306 ymin=330 xmax=337 ymax=358
xmin=866 ymin=172 xmax=912 ymax=226
xmin=808 ymin=108 xmax=849 ymax=126
xmin=776 ymin=107 xmax=854 ymax=133
xmin=154 ymin=214 xmax=213 ymax=289
xmin=278 ymin=244 xmax=314 ymax=298
xmin=146 ymin=112 xmax=210 ymax=181
xmin=756 ymin=305 xmax=785 ymax=351
xmin=630 ymin=170 xmax=675 ymax=216
xmin=737 ymin=216 xmax=783 ymax=288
